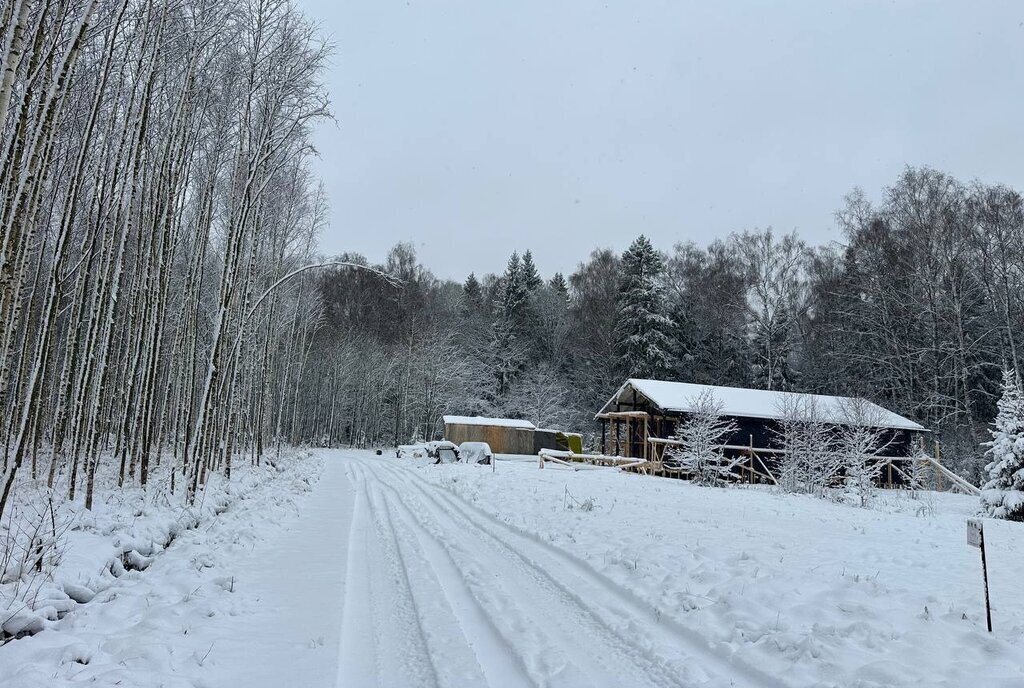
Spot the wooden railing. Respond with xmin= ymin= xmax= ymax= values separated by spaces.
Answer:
xmin=644 ymin=437 xmax=980 ymax=495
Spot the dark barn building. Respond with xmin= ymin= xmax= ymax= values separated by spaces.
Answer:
xmin=596 ymin=379 xmax=928 ymax=485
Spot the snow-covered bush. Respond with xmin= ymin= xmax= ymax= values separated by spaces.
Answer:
xmin=774 ymin=395 xmax=839 ymax=496
xmin=836 ymin=398 xmax=891 ymax=507
xmin=979 ymin=369 xmax=1024 ymax=521
xmin=1 ymin=450 xmax=317 ymax=644
xmin=1 ymin=486 xmax=73 ymax=640
xmin=667 ymin=390 xmax=738 ymax=486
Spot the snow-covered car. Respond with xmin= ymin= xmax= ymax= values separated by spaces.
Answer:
xmin=459 ymin=441 xmax=493 ymax=465
xmin=426 ymin=440 xmax=458 ymax=459
xmin=434 ymin=442 xmax=460 ymax=464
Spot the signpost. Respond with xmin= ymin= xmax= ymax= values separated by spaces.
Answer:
xmin=967 ymin=518 xmax=993 ymax=632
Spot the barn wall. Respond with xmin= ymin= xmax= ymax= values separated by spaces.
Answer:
xmin=444 ymin=424 xmax=535 ymax=454
xmin=661 ymin=413 xmax=920 ymax=485
xmin=664 ymin=414 xmax=918 ymax=458
xmin=533 ymin=430 xmax=560 ymax=454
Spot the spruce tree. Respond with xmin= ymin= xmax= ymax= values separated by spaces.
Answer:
xmin=463 ymin=272 xmax=483 ymax=312
xmin=549 ymin=272 xmax=568 ymax=296
xmin=493 ymin=253 xmax=528 ymax=395
xmin=615 ymin=235 xmax=673 ymax=378
xmin=980 ymin=369 xmax=1024 ymax=521
xmin=521 ymin=250 xmax=542 ymax=292
xmin=499 ymin=252 xmax=528 ymax=324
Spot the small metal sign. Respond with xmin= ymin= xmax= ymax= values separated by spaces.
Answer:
xmin=967 ymin=518 xmax=983 ymax=548
xmin=967 ymin=518 xmax=992 ymax=632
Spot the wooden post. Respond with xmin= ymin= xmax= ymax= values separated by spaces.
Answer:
xmin=625 ymin=417 xmax=631 ymax=458
xmin=748 ymin=434 xmax=754 ymax=484
xmin=917 ymin=435 xmax=926 ymax=490
xmin=643 ymin=416 xmax=649 ymax=462
xmin=934 ymin=440 xmax=944 ymax=492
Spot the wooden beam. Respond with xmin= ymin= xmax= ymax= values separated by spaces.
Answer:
xmin=920 ymin=454 xmax=980 ymax=495
xmin=539 ymin=449 xmax=648 ymax=470
xmin=595 ymin=411 xmax=651 ymax=419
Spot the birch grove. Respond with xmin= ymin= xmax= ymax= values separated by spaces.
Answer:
xmin=0 ymin=0 xmax=330 ymax=521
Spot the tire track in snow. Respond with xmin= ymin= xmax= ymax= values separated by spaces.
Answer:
xmin=369 ymin=456 xmax=786 ymax=688
xmin=362 ymin=470 xmax=441 ymax=687
xmin=370 ymin=478 xmax=495 ymax=687
xmin=350 ymin=459 xmax=536 ymax=688
xmin=337 ymin=463 xmax=378 ymax=686
xmin=340 ymin=461 xmax=450 ymax=687
xmin=363 ymin=458 xmax=694 ymax=688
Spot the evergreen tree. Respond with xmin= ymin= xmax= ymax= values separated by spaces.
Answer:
xmin=493 ymin=253 xmax=528 ymax=395
xmin=521 ymin=250 xmax=542 ymax=292
xmin=549 ymin=272 xmax=569 ymax=297
xmin=463 ymin=272 xmax=483 ymax=312
xmin=498 ymin=252 xmax=527 ymax=323
xmin=615 ymin=235 xmax=673 ymax=378
xmin=668 ymin=298 xmax=699 ymax=382
xmin=980 ymin=369 xmax=1024 ymax=521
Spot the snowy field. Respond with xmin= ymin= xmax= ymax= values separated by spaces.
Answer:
xmin=2 ymin=450 xmax=1022 ymax=687
xmin=418 ymin=455 xmax=1024 ymax=687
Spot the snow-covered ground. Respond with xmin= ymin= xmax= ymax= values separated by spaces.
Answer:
xmin=0 ymin=450 xmax=324 ymax=687
xmin=3 ymin=449 xmax=1022 ymax=687
xmin=419 ymin=455 xmax=1024 ymax=687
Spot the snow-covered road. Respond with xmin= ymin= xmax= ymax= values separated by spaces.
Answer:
xmin=9 ymin=449 xmax=1018 ymax=686
xmin=226 ymin=450 xmax=768 ymax=688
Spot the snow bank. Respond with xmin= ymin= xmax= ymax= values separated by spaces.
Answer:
xmin=413 ymin=458 xmax=1024 ymax=686
xmin=0 ymin=450 xmax=323 ymax=686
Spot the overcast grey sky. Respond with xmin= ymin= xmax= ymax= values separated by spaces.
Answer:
xmin=299 ymin=0 xmax=1024 ymax=279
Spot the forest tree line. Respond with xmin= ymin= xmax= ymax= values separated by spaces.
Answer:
xmin=297 ymin=166 xmax=1024 ymax=483
xmin=1 ymin=0 xmax=1020 ymax=529
xmin=0 ymin=0 xmax=331 ymax=523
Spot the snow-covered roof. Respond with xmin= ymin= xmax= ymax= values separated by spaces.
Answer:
xmin=597 ymin=379 xmax=926 ymax=431
xmin=442 ymin=415 xmax=536 ymax=430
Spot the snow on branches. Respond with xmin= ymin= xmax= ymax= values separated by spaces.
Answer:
xmin=774 ymin=395 xmax=840 ymax=497
xmin=667 ymin=390 xmax=738 ymax=486
xmin=836 ymin=398 xmax=892 ymax=507
xmin=615 ymin=235 xmax=673 ymax=379
xmin=980 ymin=370 xmax=1024 ymax=521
